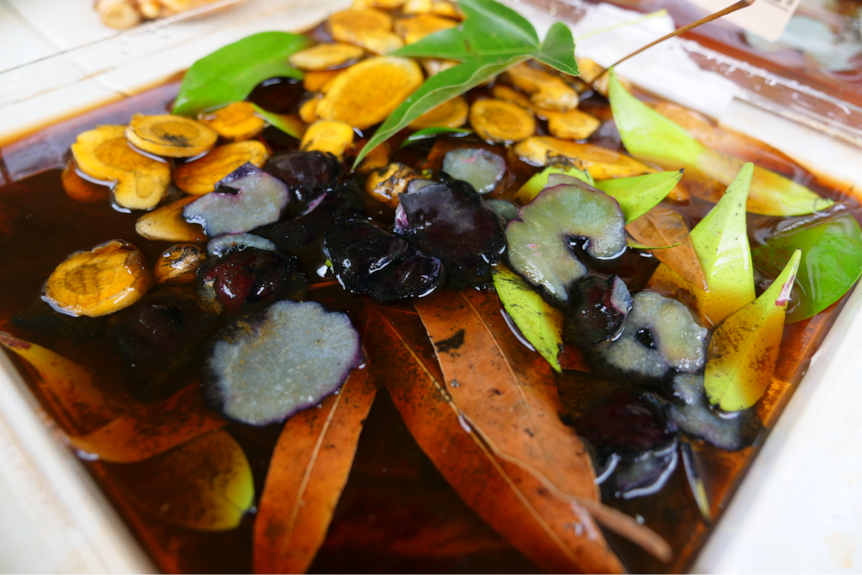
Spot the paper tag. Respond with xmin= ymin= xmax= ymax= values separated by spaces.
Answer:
xmin=684 ymin=0 xmax=802 ymax=42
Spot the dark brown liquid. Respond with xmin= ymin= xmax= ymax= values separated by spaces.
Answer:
xmin=0 ymin=79 xmax=857 ymax=574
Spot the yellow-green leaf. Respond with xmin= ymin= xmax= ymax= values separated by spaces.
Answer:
xmin=705 ymin=250 xmax=801 ymax=411
xmin=492 ymin=265 xmax=564 ymax=372
xmin=608 ymin=69 xmax=833 ymax=216
xmin=595 ymin=170 xmax=683 ymax=223
xmin=252 ymin=104 xmax=305 ymax=139
xmin=513 ymin=164 xmax=592 ymax=204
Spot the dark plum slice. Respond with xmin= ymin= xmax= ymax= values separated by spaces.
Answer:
xmin=202 ymin=300 xmax=362 ymax=426
xmin=657 ymin=374 xmax=762 ymax=450
xmin=442 ymin=148 xmax=506 ymax=195
xmin=563 ymin=275 xmax=633 ymax=347
xmin=106 ymin=287 xmax=220 ymax=402
xmin=592 ymin=291 xmax=708 ymax=386
xmin=602 ymin=443 xmax=678 ymax=500
xmin=207 ymin=233 xmax=276 ymax=258
xmin=506 ymin=179 xmax=627 ymax=304
xmin=183 ymin=163 xmax=290 ymax=237
xmin=324 ymin=221 xmax=443 ymax=301
xmin=393 ymin=180 xmax=505 ymax=285
xmin=197 ymin=247 xmax=306 ymax=313
xmin=263 ymin=150 xmax=341 ymax=212
xmin=13 ymin=299 xmax=106 ymax=339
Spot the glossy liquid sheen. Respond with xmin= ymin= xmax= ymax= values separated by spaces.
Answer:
xmin=0 ymin=78 xmax=857 ymax=573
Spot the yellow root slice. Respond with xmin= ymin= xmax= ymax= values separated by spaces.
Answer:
xmin=62 ymin=160 xmax=110 ymax=204
xmin=317 ymin=56 xmax=424 ymax=129
xmin=408 ymin=96 xmax=468 ymax=129
xmin=304 ymin=69 xmax=343 ymax=93
xmin=356 ymin=141 xmax=391 ymax=173
xmin=347 ymin=30 xmax=403 ymax=54
xmin=505 ymin=62 xmax=579 ymax=112
xmin=299 ymin=96 xmax=321 ymax=124
xmin=420 ymin=58 xmax=459 ymax=77
xmin=402 ymin=0 xmax=463 ymax=19
xmin=71 ymin=125 xmax=171 ymax=210
xmin=352 ymin=0 xmax=406 ymax=8
xmin=301 ymin=120 xmax=355 ymax=160
xmin=395 ymin=14 xmax=457 ymax=44
xmin=540 ymin=109 xmax=601 ymax=140
xmin=289 ymin=43 xmax=365 ymax=71
xmin=329 ymin=9 xmax=403 ymax=54
xmin=136 ymin=196 xmax=208 ymax=243
xmin=43 ymin=240 xmax=153 ymax=318
xmin=469 ymin=99 xmax=536 ymax=143
xmin=491 ymin=84 xmax=531 ymax=109
xmin=126 ymin=114 xmax=218 ymax=158
xmin=173 ymin=141 xmax=270 ymax=195
xmin=154 ymin=244 xmax=206 ymax=284
xmin=365 ymin=163 xmax=418 ymax=208
xmin=198 ymin=102 xmax=265 ymax=142
xmin=576 ymin=57 xmax=605 ymax=83
xmin=514 ymin=136 xmax=653 ymax=179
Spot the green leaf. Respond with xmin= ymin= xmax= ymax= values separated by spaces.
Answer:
xmin=627 ymin=238 xmax=681 ymax=250
xmin=399 ymin=126 xmax=472 ymax=148
xmin=534 ymin=22 xmax=579 ymax=76
xmin=595 ymin=170 xmax=682 ymax=223
xmin=753 ymin=209 xmax=862 ymax=323
xmin=705 ymin=250 xmax=801 ymax=412
xmin=514 ymin=164 xmax=593 ymax=203
xmin=173 ymin=32 xmax=309 ymax=117
xmin=492 ymin=266 xmax=564 ymax=372
xmin=608 ymin=69 xmax=833 ymax=216
xmin=251 ymin=104 xmax=304 ymax=139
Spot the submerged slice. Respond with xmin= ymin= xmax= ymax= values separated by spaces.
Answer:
xmin=126 ymin=114 xmax=218 ymax=158
xmin=442 ymin=148 xmax=506 ymax=194
xmin=202 ymin=300 xmax=362 ymax=426
xmin=564 ymin=275 xmax=633 ymax=348
xmin=506 ymin=181 xmax=627 ymax=304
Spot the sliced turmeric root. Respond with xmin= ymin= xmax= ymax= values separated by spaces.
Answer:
xmin=198 ymin=102 xmax=265 ymax=142
xmin=173 ymin=141 xmax=270 ymax=195
xmin=71 ymin=125 xmax=171 ymax=210
xmin=352 ymin=0 xmax=407 ymax=8
xmin=289 ymin=43 xmax=365 ymax=71
xmin=136 ymin=196 xmax=207 ymax=243
xmin=394 ymin=14 xmax=457 ymax=44
xmin=126 ymin=114 xmax=218 ymax=158
xmin=365 ymin=162 xmax=418 ymax=207
xmin=491 ymin=84 xmax=531 ymax=109
xmin=317 ymin=56 xmax=423 ymax=129
xmin=402 ymin=0 xmax=463 ymax=19
xmin=408 ymin=95 xmax=468 ymax=129
xmin=356 ymin=141 xmax=391 ymax=173
xmin=299 ymin=96 xmax=321 ymax=124
xmin=539 ymin=108 xmax=601 ymax=140
xmin=61 ymin=159 xmax=111 ymax=204
xmin=43 ymin=240 xmax=153 ymax=318
xmin=419 ymin=57 xmax=458 ymax=77
xmin=304 ymin=69 xmax=343 ymax=93
xmin=513 ymin=136 xmax=653 ymax=179
xmin=328 ymin=8 xmax=404 ymax=54
xmin=505 ymin=62 xmax=578 ymax=112
xmin=301 ymin=120 xmax=355 ymax=160
xmin=469 ymin=99 xmax=536 ymax=143
xmin=154 ymin=244 xmax=206 ymax=284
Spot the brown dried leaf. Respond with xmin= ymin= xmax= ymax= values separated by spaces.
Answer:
xmin=253 ymin=368 xmax=377 ymax=574
xmin=627 ymin=205 xmax=707 ymax=290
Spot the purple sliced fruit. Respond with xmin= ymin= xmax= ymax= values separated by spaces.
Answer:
xmin=602 ymin=440 xmax=678 ymax=500
xmin=394 ymin=180 xmax=505 ymax=284
xmin=183 ymin=163 xmax=290 ymax=237
xmin=197 ymin=247 xmax=305 ymax=313
xmin=506 ymin=180 xmax=627 ymax=304
xmin=592 ymin=291 xmax=708 ymax=386
xmin=441 ymin=148 xmax=507 ymax=195
xmin=563 ymin=275 xmax=633 ymax=347
xmin=263 ymin=151 xmax=341 ymax=211
xmin=202 ymin=300 xmax=362 ymax=426
xmin=207 ymin=233 xmax=277 ymax=258
xmin=324 ymin=221 xmax=443 ymax=301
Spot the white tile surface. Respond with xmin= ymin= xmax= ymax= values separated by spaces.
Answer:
xmin=0 ymin=1 xmax=58 ymax=71
xmin=7 ymin=0 xmax=118 ymax=51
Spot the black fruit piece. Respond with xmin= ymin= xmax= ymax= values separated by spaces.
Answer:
xmin=264 ymin=151 xmax=342 ymax=212
xmin=564 ymin=275 xmax=633 ymax=347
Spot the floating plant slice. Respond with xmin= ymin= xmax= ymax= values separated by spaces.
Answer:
xmin=563 ymin=275 xmax=633 ymax=348
xmin=705 ymin=250 xmax=802 ymax=412
xmin=608 ymin=69 xmax=832 ymax=216
xmin=324 ymin=221 xmax=443 ymax=301
xmin=593 ymin=291 xmax=708 ymax=386
xmin=207 ymin=233 xmax=277 ymax=258
xmin=202 ymin=300 xmax=362 ymax=426
xmin=441 ymin=147 xmax=507 ymax=194
xmin=595 ymin=170 xmax=682 ymax=223
xmin=184 ymin=164 xmax=290 ymax=237
xmin=394 ymin=180 xmax=505 ymax=284
xmin=506 ymin=180 xmax=627 ymax=304
xmin=513 ymin=164 xmax=593 ymax=204
xmin=486 ymin=199 xmax=519 ymax=222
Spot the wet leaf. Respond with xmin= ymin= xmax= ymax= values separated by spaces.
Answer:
xmin=110 ymin=429 xmax=254 ymax=531
xmin=595 ymin=170 xmax=682 ymax=223
xmin=626 ymin=237 xmax=680 ymax=250
xmin=513 ymin=164 xmax=593 ymax=204
xmin=705 ymin=250 xmax=801 ymax=411
xmin=628 ymin=206 xmax=707 ymax=290
xmin=399 ymin=126 xmax=472 ymax=148
xmin=254 ymin=369 xmax=377 ymax=574
xmin=252 ymin=104 xmax=306 ymax=139
xmin=753 ymin=209 xmax=862 ymax=323
xmin=173 ymin=32 xmax=309 ymax=117
xmin=492 ymin=265 xmax=564 ymax=372
xmin=608 ymin=70 xmax=833 ymax=216
xmin=649 ymin=165 xmax=756 ymax=326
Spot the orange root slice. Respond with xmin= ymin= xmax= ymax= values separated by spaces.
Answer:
xmin=301 ymin=120 xmax=355 ymax=160
xmin=289 ymin=43 xmax=365 ymax=71
xmin=173 ymin=141 xmax=270 ymax=195
xmin=135 ymin=196 xmax=208 ymax=243
xmin=328 ymin=8 xmax=404 ymax=54
xmin=514 ymin=136 xmax=654 ymax=179
xmin=491 ymin=84 xmax=531 ymax=109
xmin=408 ymin=95 xmax=468 ymax=129
xmin=126 ymin=114 xmax=218 ymax=158
xmin=61 ymin=159 xmax=111 ymax=204
xmin=540 ymin=109 xmax=601 ymax=140
xmin=469 ymin=99 xmax=536 ymax=143
xmin=198 ymin=102 xmax=265 ymax=142
xmin=394 ymin=14 xmax=457 ymax=44
xmin=505 ymin=62 xmax=579 ymax=112
xmin=365 ymin=162 xmax=419 ymax=207
xmin=154 ymin=244 xmax=207 ymax=284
